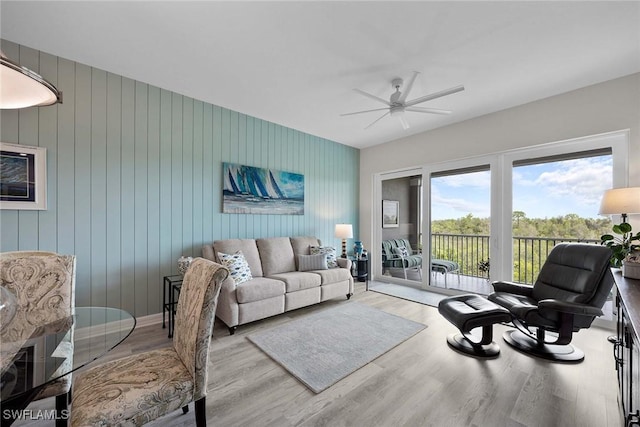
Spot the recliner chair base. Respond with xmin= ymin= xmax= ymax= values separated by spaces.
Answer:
xmin=439 ymin=294 xmax=512 ymax=359
xmin=503 ymin=330 xmax=585 ymax=363
xmin=446 ymin=333 xmax=501 ymax=358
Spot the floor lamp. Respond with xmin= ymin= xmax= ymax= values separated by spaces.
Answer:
xmin=335 ymin=224 xmax=353 ymax=258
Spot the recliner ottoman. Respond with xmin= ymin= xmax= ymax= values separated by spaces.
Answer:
xmin=438 ymin=294 xmax=512 ymax=358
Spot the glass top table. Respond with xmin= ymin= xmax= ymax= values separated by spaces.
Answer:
xmin=1 ymin=307 xmax=136 ymax=404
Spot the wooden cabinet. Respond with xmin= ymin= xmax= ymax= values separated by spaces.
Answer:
xmin=613 ymin=271 xmax=640 ymax=426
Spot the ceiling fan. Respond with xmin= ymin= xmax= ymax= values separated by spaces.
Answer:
xmin=341 ymin=71 xmax=464 ymax=130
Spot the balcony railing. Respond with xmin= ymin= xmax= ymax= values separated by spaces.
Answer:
xmin=430 ymin=234 xmax=600 ymax=284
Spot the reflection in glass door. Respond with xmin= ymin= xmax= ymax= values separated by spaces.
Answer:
xmin=430 ymin=166 xmax=491 ymax=294
xmin=380 ymin=174 xmax=423 ymax=284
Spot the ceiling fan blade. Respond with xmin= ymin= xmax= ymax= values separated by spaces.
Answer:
xmin=353 ymin=88 xmax=391 ymax=106
xmin=398 ymin=71 xmax=419 ymax=103
xmin=398 ymin=115 xmax=410 ymax=130
xmin=340 ymin=107 xmax=390 ymax=117
xmin=364 ymin=111 xmax=390 ymax=129
xmin=405 ymin=84 xmax=465 ymax=107
xmin=405 ymin=106 xmax=452 ymax=115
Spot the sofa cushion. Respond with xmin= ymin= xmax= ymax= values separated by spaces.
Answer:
xmin=236 ymin=277 xmax=286 ymax=304
xmin=256 ymin=237 xmax=296 ymax=276
xmin=297 ymin=254 xmax=327 ymax=271
xmin=313 ymin=267 xmax=352 ymax=285
xmin=310 ymin=245 xmax=338 ymax=269
xmin=218 ymin=251 xmax=252 ymax=285
xmin=213 ymin=239 xmax=263 ymax=277
xmin=268 ymin=271 xmax=322 ymax=292
xmin=290 ymin=236 xmax=321 ymax=257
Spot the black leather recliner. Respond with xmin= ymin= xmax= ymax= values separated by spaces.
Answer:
xmin=488 ymin=243 xmax=614 ymax=362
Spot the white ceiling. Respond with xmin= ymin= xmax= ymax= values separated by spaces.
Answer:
xmin=2 ymin=1 xmax=639 ymax=149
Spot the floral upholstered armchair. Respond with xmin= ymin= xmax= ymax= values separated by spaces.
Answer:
xmin=70 ymin=258 xmax=229 ymax=427
xmin=0 ymin=251 xmax=76 ymax=424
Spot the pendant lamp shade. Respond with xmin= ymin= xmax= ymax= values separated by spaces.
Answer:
xmin=0 ymin=51 xmax=62 ymax=109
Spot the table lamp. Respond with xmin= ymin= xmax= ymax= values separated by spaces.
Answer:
xmin=335 ymin=224 xmax=353 ymax=258
xmin=599 ymin=187 xmax=640 ymax=223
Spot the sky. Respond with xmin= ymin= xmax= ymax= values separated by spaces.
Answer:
xmin=430 ymin=155 xmax=612 ymax=220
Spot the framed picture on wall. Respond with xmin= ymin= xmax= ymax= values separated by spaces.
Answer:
xmin=382 ymin=200 xmax=399 ymax=228
xmin=222 ymin=162 xmax=304 ymax=215
xmin=0 ymin=142 xmax=47 ymax=210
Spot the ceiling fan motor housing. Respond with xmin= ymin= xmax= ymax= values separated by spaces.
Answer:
xmin=390 ymin=78 xmax=403 ymax=104
xmin=390 ymin=106 xmax=405 ymax=116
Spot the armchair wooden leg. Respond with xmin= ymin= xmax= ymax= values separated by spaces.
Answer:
xmin=182 ymin=405 xmax=189 ymax=414
xmin=195 ymin=397 xmax=206 ymax=427
xmin=55 ymin=391 xmax=70 ymax=427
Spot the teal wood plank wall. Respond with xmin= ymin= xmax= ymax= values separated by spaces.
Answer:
xmin=0 ymin=41 xmax=360 ymax=316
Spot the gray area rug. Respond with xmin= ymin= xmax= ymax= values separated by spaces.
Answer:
xmin=369 ymin=282 xmax=449 ymax=307
xmin=247 ymin=302 xmax=426 ymax=393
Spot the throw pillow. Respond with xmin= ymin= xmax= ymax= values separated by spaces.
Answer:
xmin=297 ymin=253 xmax=328 ymax=272
xmin=218 ymin=250 xmax=252 ymax=285
xmin=310 ymin=245 xmax=338 ymax=269
xmin=394 ymin=246 xmax=409 ymax=258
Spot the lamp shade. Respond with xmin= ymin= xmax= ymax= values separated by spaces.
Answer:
xmin=335 ymin=223 xmax=353 ymax=239
xmin=599 ymin=187 xmax=640 ymax=216
xmin=0 ymin=51 xmax=62 ymax=109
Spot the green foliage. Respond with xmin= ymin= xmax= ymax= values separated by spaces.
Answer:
xmin=432 ymin=213 xmax=612 ymax=240
xmin=600 ymin=222 xmax=640 ymax=268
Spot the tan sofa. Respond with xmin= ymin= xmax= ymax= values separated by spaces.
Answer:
xmin=202 ymin=236 xmax=354 ymax=334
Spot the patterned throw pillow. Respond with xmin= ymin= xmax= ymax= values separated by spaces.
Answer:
xmin=310 ymin=245 xmax=338 ymax=269
xmin=394 ymin=246 xmax=409 ymax=258
xmin=297 ymin=253 xmax=328 ymax=272
xmin=218 ymin=250 xmax=253 ymax=285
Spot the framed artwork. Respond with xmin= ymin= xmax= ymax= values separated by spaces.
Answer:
xmin=0 ymin=142 xmax=47 ymax=210
xmin=223 ymin=162 xmax=304 ymax=215
xmin=382 ymin=200 xmax=399 ymax=228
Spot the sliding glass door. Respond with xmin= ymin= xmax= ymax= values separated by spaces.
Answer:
xmin=374 ymin=130 xmax=628 ymax=312
xmin=379 ymin=171 xmax=424 ymax=284
xmin=429 ymin=165 xmax=492 ymax=293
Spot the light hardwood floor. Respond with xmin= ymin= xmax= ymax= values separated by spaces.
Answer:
xmin=19 ymin=282 xmax=622 ymax=426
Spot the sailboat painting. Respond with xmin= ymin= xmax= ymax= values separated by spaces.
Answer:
xmin=223 ymin=163 xmax=304 ymax=215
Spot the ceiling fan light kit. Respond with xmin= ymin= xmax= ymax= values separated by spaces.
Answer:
xmin=341 ymin=71 xmax=464 ymax=130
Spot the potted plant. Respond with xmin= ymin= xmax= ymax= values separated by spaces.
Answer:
xmin=601 ymin=222 xmax=640 ymax=278
xmin=478 ymin=258 xmax=490 ymax=281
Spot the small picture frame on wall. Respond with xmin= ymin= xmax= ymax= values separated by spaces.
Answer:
xmin=382 ymin=200 xmax=399 ymax=228
xmin=0 ymin=142 xmax=47 ymax=210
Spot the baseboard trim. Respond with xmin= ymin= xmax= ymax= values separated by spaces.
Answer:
xmin=75 ymin=311 xmax=164 ymax=341
xmin=136 ymin=312 xmax=164 ymax=328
